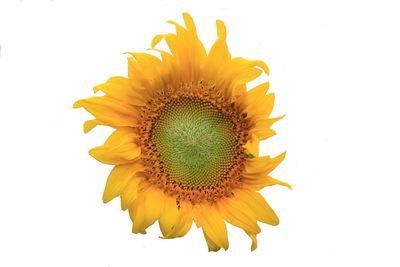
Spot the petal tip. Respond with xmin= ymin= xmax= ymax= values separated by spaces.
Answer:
xmin=216 ymin=20 xmax=227 ymax=40
xmin=73 ymin=100 xmax=83 ymax=108
xmin=151 ymin=34 xmax=164 ymax=48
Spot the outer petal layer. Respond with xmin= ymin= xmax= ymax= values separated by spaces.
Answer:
xmin=73 ymin=96 xmax=139 ymax=129
xmin=160 ymin=200 xmax=193 ymax=239
xmin=93 ymin=76 xmax=147 ymax=106
xmin=89 ymin=128 xmax=140 ymax=165
xmin=236 ymin=190 xmax=280 ymax=226
xmin=194 ymin=204 xmax=229 ymax=251
xmin=218 ymin=193 xmax=261 ymax=250
xmin=103 ymin=162 xmax=145 ymax=203
xmin=130 ymin=186 xmax=165 ymax=234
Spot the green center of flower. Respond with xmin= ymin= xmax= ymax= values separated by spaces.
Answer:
xmin=151 ymin=97 xmax=238 ymax=188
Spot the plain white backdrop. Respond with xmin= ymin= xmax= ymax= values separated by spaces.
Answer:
xmin=1 ymin=0 xmax=399 ymax=266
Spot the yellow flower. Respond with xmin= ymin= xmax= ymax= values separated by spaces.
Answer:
xmin=74 ymin=13 xmax=290 ymax=251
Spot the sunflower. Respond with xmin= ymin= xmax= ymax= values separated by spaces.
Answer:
xmin=74 ymin=13 xmax=290 ymax=251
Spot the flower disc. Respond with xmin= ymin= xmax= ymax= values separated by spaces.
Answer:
xmin=151 ymin=96 xmax=237 ymax=188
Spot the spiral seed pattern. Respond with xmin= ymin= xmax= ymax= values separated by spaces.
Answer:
xmin=138 ymin=82 xmax=250 ymax=204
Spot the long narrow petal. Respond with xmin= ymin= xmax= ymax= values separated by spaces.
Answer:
xmin=120 ymin=177 xmax=142 ymax=210
xmin=218 ymin=196 xmax=260 ymax=234
xmin=237 ymin=190 xmax=280 ymax=226
xmin=73 ymin=96 xmax=139 ymax=128
xmin=152 ymin=13 xmax=206 ymax=82
xmin=203 ymin=231 xmax=221 ymax=252
xmin=102 ymin=162 xmax=145 ymax=203
xmin=204 ymin=20 xmax=231 ymax=82
xmin=237 ymin=82 xmax=269 ymax=110
xmin=126 ymin=52 xmax=165 ymax=92
xmin=245 ymin=93 xmax=275 ymax=119
xmin=246 ymin=231 xmax=258 ymax=251
xmin=83 ymin=119 xmax=105 ymax=133
xmin=209 ymin=20 xmax=230 ymax=62
xmin=93 ymin=76 xmax=147 ymax=106
xmin=195 ymin=204 xmax=229 ymax=250
xmin=215 ymin=58 xmax=269 ymax=99
xmin=218 ymin=194 xmax=261 ymax=250
xmin=245 ymin=152 xmax=286 ymax=174
xmin=130 ymin=187 xmax=165 ymax=234
xmin=250 ymin=116 xmax=284 ymax=140
xmin=158 ymin=196 xmax=180 ymax=237
xmin=89 ymin=128 xmax=141 ymax=165
xmin=162 ymin=201 xmax=193 ymax=238
xmin=242 ymin=174 xmax=292 ymax=190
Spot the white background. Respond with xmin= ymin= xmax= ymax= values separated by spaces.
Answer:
xmin=1 ymin=0 xmax=399 ymax=266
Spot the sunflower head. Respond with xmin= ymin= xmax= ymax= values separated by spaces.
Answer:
xmin=74 ymin=13 xmax=290 ymax=251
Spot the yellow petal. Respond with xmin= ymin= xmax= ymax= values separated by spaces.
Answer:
xmin=129 ymin=194 xmax=146 ymax=234
xmin=148 ymin=47 xmax=179 ymax=86
xmin=263 ymin=176 xmax=292 ymax=189
xmin=242 ymin=174 xmax=292 ymax=191
xmin=218 ymin=196 xmax=260 ymax=234
xmin=239 ymin=82 xmax=269 ymax=109
xmin=218 ymin=193 xmax=261 ymax=251
xmin=246 ymin=231 xmax=258 ymax=251
xmin=243 ymin=133 xmax=260 ymax=157
xmin=145 ymin=188 xmax=164 ymax=224
xmin=152 ymin=33 xmax=177 ymax=56
xmin=89 ymin=128 xmax=141 ymax=165
xmin=204 ymin=20 xmax=231 ymax=80
xmin=250 ymin=116 xmax=284 ymax=140
xmin=245 ymin=152 xmax=286 ymax=174
xmin=248 ymin=82 xmax=270 ymax=101
xmin=130 ymin=187 xmax=165 ymax=234
xmin=183 ymin=12 xmax=197 ymax=35
xmin=120 ymin=177 xmax=141 ymax=210
xmin=158 ymin=196 xmax=180 ymax=237
xmin=162 ymin=201 xmax=193 ymax=238
xmin=93 ymin=76 xmax=147 ymax=106
xmin=237 ymin=190 xmax=280 ymax=226
xmin=102 ymin=162 xmax=144 ymax=203
xmin=151 ymin=34 xmax=164 ymax=48
xmin=257 ymin=93 xmax=275 ymax=117
xmin=245 ymin=93 xmax=275 ymax=119
xmin=152 ymin=13 xmax=206 ymax=82
xmin=203 ymin=231 xmax=221 ymax=252
xmin=215 ymin=57 xmax=269 ymax=99
xmin=83 ymin=119 xmax=104 ymax=133
xmin=195 ymin=204 xmax=229 ymax=250
xmin=254 ymin=128 xmax=276 ymax=140
xmin=73 ymin=96 xmax=139 ymax=128
xmin=126 ymin=53 xmax=164 ymax=93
